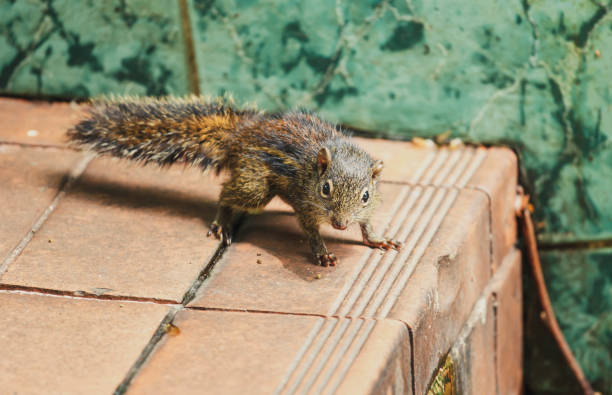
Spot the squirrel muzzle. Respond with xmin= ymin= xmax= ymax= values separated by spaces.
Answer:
xmin=331 ymin=218 xmax=349 ymax=230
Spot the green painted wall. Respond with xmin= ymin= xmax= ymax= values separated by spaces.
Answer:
xmin=1 ymin=0 xmax=610 ymax=392
xmin=0 ymin=0 xmax=190 ymax=97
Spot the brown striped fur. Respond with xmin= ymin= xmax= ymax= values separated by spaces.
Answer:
xmin=67 ymin=96 xmax=401 ymax=266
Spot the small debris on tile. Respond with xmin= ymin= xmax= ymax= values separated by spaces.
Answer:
xmin=449 ymin=138 xmax=464 ymax=150
xmin=48 ymin=239 xmax=52 ymax=243
xmin=164 ymin=323 xmax=181 ymax=336
xmin=91 ymin=287 xmax=113 ymax=296
xmin=256 ymin=252 xmax=262 ymax=257
xmin=26 ymin=129 xmax=38 ymax=137
xmin=314 ymin=273 xmax=322 ymax=280
xmin=412 ymin=137 xmax=436 ymax=149
xmin=435 ymin=130 xmax=451 ymax=144
xmin=256 ymin=259 xmax=262 ymax=264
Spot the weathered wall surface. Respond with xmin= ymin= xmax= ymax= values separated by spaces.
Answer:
xmin=0 ymin=0 xmax=190 ymax=97
xmin=1 ymin=0 xmax=610 ymax=392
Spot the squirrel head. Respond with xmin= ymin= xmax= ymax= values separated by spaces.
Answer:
xmin=313 ymin=142 xmax=383 ymax=229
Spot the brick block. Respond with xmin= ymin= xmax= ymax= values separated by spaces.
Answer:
xmin=387 ymin=189 xmax=492 ymax=395
xmin=127 ymin=310 xmax=410 ymax=395
xmin=427 ymin=249 xmax=522 ymax=395
xmin=449 ymin=285 xmax=497 ymax=394
xmin=0 ymin=291 xmax=168 ymax=394
xmin=1 ymin=157 xmax=224 ymax=301
xmin=0 ymin=98 xmax=84 ymax=146
xmin=357 ymin=137 xmax=517 ymax=270
xmin=466 ymin=147 xmax=518 ymax=270
xmin=0 ymin=145 xmax=85 ymax=266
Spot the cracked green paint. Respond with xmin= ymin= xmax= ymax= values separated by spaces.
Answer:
xmin=0 ymin=0 xmax=189 ymax=98
xmin=186 ymin=0 xmax=612 ymax=245
xmin=1 ymin=0 xmax=609 ymax=243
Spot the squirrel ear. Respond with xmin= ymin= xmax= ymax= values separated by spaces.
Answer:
xmin=317 ymin=147 xmax=331 ymax=176
xmin=372 ymin=160 xmax=384 ymax=179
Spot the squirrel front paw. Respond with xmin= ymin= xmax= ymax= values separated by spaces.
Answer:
xmin=317 ymin=253 xmax=338 ymax=267
xmin=207 ymin=221 xmax=232 ymax=246
xmin=363 ymin=237 xmax=403 ymax=251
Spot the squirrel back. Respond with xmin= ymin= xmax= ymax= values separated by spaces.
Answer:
xmin=68 ymin=96 xmax=258 ymax=171
xmin=68 ymin=96 xmax=350 ymax=177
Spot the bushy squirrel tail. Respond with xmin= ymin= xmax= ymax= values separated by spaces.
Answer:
xmin=67 ymin=96 xmax=257 ymax=170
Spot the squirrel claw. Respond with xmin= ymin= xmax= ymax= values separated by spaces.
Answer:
xmin=364 ymin=238 xmax=403 ymax=251
xmin=207 ymin=222 xmax=232 ymax=245
xmin=317 ymin=253 xmax=338 ymax=267
xmin=207 ymin=222 xmax=222 ymax=239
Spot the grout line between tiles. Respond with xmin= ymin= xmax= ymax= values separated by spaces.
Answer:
xmin=492 ymin=292 xmax=500 ymax=395
xmin=114 ymin=236 xmax=232 ymax=394
xmin=187 ymin=305 xmax=331 ymax=319
xmin=0 ymin=153 xmax=94 ymax=278
xmin=180 ymin=242 xmax=227 ymax=306
xmin=186 ymin=305 xmax=431 ymax=325
xmin=114 ymin=307 xmax=182 ymax=395
xmin=407 ymin=325 xmax=417 ymax=395
xmin=0 ymin=140 xmax=68 ymax=149
xmin=0 ymin=284 xmax=180 ymax=305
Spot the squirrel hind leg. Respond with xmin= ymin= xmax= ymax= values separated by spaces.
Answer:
xmin=219 ymin=172 xmax=275 ymax=212
xmin=210 ymin=175 xmax=275 ymax=245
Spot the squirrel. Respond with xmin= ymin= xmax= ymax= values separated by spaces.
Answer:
xmin=67 ymin=96 xmax=402 ymax=266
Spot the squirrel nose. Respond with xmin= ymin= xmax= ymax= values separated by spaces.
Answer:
xmin=331 ymin=219 xmax=348 ymax=230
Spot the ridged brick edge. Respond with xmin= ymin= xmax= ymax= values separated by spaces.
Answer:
xmin=275 ymin=147 xmax=488 ymax=394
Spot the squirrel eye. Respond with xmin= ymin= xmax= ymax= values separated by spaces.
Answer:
xmin=362 ymin=190 xmax=369 ymax=204
xmin=321 ymin=180 xmax=332 ymax=198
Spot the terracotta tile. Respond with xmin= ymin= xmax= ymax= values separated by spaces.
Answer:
xmin=491 ymin=249 xmax=523 ymax=395
xmin=127 ymin=310 xmax=410 ymax=395
xmin=353 ymin=137 xmax=432 ymax=184
xmin=188 ymin=183 xmax=406 ymax=314
xmin=357 ymin=138 xmax=517 ymax=271
xmin=0 ymin=98 xmax=85 ymax=146
xmin=188 ymin=187 xmax=491 ymax=394
xmin=1 ymin=157 xmax=224 ymax=301
xmin=0 ymin=145 xmax=85 ymax=265
xmin=0 ymin=291 xmax=168 ymax=394
xmin=282 ymin=317 xmax=411 ymax=394
xmin=354 ymin=137 xmax=493 ymax=189
xmin=334 ymin=319 xmax=411 ymax=395
xmin=190 ymin=187 xmax=490 ymax=317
